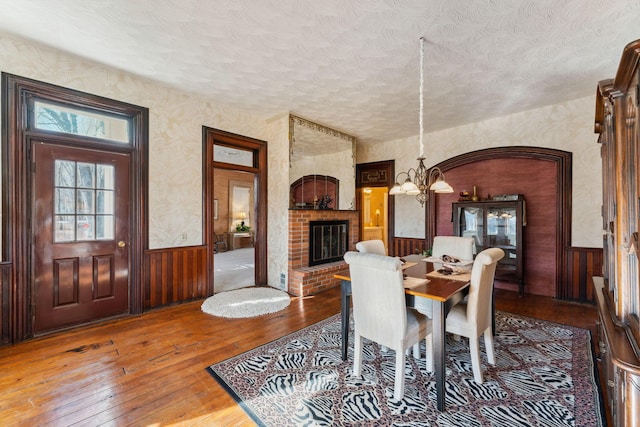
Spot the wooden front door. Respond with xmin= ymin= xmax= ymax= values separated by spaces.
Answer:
xmin=32 ymin=142 xmax=131 ymax=333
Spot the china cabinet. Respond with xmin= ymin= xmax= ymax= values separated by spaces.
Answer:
xmin=452 ymin=195 xmax=525 ymax=294
xmin=593 ymin=39 xmax=640 ymax=427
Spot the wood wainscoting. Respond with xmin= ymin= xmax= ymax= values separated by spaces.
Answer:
xmin=144 ymin=245 xmax=210 ymax=309
xmin=562 ymin=247 xmax=602 ymax=302
xmin=0 ymin=262 xmax=11 ymax=345
xmin=390 ymin=237 xmax=427 ymax=257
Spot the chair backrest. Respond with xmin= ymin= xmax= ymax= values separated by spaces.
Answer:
xmin=343 ymin=251 xmax=406 ymax=347
xmin=355 ymin=239 xmax=386 ymax=255
xmin=431 ymin=236 xmax=475 ymax=261
xmin=465 ymin=247 xmax=505 ymax=332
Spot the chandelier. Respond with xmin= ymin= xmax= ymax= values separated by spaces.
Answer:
xmin=389 ymin=37 xmax=453 ymax=207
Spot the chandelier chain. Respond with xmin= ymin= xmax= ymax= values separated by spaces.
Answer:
xmin=419 ymin=37 xmax=424 ymax=158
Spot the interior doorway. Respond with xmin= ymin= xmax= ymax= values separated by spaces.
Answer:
xmin=212 ymin=169 xmax=256 ymax=293
xmin=355 ymin=160 xmax=395 ymax=253
xmin=203 ymin=127 xmax=268 ymax=292
xmin=360 ymin=187 xmax=389 ymax=252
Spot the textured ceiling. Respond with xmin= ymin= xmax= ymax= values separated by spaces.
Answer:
xmin=0 ymin=0 xmax=638 ymax=145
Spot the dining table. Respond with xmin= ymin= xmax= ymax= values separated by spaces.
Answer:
xmin=334 ymin=254 xmax=471 ymax=412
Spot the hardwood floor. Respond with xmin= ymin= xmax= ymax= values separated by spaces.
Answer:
xmin=0 ymin=287 xmax=600 ymax=426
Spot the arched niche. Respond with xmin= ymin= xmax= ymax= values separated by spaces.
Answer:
xmin=426 ymin=146 xmax=571 ymax=297
xmin=290 ymin=175 xmax=339 ymax=210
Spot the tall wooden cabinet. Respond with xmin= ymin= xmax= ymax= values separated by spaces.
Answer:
xmin=594 ymin=39 xmax=640 ymax=427
xmin=452 ymin=195 xmax=525 ymax=294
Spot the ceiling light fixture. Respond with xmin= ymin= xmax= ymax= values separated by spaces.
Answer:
xmin=389 ymin=37 xmax=453 ymax=207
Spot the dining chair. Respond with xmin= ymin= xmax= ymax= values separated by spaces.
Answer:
xmin=431 ymin=236 xmax=475 ymax=270
xmin=355 ymin=239 xmax=386 ymax=255
xmin=355 ymin=239 xmax=405 ymax=354
xmin=445 ymin=247 xmax=504 ymax=383
xmin=214 ymin=233 xmax=228 ymax=253
xmin=344 ymin=251 xmax=431 ymax=400
xmin=414 ymin=236 xmax=476 ymax=319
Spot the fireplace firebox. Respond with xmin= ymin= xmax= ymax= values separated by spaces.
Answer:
xmin=309 ymin=220 xmax=349 ymax=266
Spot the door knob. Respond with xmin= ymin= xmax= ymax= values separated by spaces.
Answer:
xmin=118 ymin=241 xmax=126 ymax=248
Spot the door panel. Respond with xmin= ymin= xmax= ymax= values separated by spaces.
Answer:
xmin=33 ymin=142 xmax=130 ymax=333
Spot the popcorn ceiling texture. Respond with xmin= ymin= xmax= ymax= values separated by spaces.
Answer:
xmin=0 ymin=0 xmax=637 ymax=145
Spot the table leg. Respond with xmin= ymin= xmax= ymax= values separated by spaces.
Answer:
xmin=340 ymin=280 xmax=351 ymax=361
xmin=433 ymin=300 xmax=446 ymax=411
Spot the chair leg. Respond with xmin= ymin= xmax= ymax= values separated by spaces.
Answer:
xmin=412 ymin=343 xmax=420 ymax=359
xmin=483 ymin=328 xmax=495 ymax=365
xmin=469 ymin=335 xmax=483 ymax=383
xmin=425 ymin=334 xmax=433 ymax=372
xmin=393 ymin=349 xmax=406 ymax=400
xmin=353 ymin=335 xmax=363 ymax=376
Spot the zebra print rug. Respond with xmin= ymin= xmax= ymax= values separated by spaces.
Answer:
xmin=206 ymin=311 xmax=604 ymax=426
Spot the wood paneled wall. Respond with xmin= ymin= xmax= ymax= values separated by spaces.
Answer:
xmin=391 ymin=237 xmax=427 ymax=257
xmin=144 ymin=245 xmax=209 ymax=309
xmin=0 ymin=262 xmax=11 ymax=344
xmin=562 ymin=247 xmax=603 ymax=302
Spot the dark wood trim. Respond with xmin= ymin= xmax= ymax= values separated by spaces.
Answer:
xmin=1 ymin=73 xmax=148 ymax=343
xmin=427 ymin=147 xmax=572 ymax=299
xmin=203 ymin=127 xmax=268 ymax=289
xmin=355 ymin=160 xmax=395 ymax=246
xmin=144 ymin=246 xmax=208 ymax=308
xmin=613 ymin=39 xmax=640 ymax=91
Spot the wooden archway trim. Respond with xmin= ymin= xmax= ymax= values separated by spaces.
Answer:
xmin=426 ymin=146 xmax=572 ymax=297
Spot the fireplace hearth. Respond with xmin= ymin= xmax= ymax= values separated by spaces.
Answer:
xmin=309 ymin=220 xmax=349 ymax=266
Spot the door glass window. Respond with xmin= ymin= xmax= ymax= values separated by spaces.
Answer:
xmin=214 ymin=144 xmax=254 ymax=167
xmin=54 ymin=160 xmax=115 ymax=242
xmin=34 ymin=100 xmax=131 ymax=144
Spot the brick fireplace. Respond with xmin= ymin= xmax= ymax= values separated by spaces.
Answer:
xmin=288 ymin=209 xmax=359 ymax=296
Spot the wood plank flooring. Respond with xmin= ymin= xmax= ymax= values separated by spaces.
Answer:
xmin=0 ymin=287 xmax=601 ymax=426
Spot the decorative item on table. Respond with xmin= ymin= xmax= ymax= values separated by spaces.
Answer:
xmin=235 ymin=211 xmax=251 ymax=232
xmin=423 ymin=254 xmax=474 ymax=274
xmin=458 ymin=190 xmax=470 ymax=201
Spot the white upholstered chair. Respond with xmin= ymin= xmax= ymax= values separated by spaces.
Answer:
xmin=446 ymin=247 xmax=504 ymax=383
xmin=355 ymin=239 xmax=386 ymax=255
xmin=414 ymin=236 xmax=476 ymax=318
xmin=344 ymin=251 xmax=431 ymax=400
xmin=430 ymin=236 xmax=475 ymax=271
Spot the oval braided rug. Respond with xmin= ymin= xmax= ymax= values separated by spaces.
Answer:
xmin=201 ymin=287 xmax=290 ymax=318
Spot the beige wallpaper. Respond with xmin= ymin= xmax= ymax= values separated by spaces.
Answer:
xmin=0 ymin=31 xmax=269 ymax=249
xmin=266 ymin=113 xmax=290 ymax=289
xmin=0 ymin=31 xmax=602 ymax=292
xmin=358 ymin=96 xmax=602 ymax=248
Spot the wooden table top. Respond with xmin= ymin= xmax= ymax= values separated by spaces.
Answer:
xmin=335 ymin=254 xmax=470 ymax=303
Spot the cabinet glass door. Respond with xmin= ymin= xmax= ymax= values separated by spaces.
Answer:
xmin=487 ymin=206 xmax=517 ymax=267
xmin=458 ymin=207 xmax=484 ymax=251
